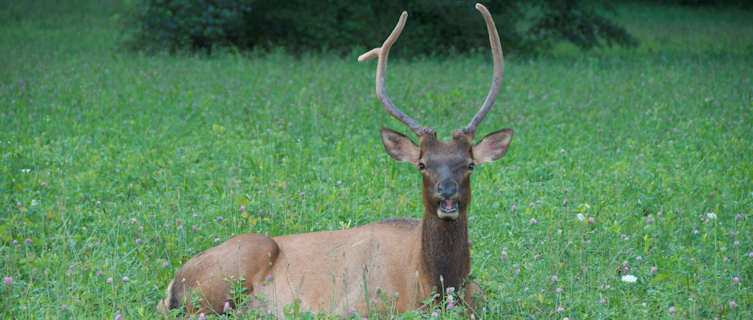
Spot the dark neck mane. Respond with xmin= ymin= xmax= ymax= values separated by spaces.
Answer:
xmin=419 ymin=210 xmax=470 ymax=296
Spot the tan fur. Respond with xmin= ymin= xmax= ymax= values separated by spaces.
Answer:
xmin=159 ymin=234 xmax=278 ymax=314
xmin=161 ymin=220 xmax=439 ymax=316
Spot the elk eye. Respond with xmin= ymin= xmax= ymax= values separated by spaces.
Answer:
xmin=418 ymin=162 xmax=426 ymax=170
xmin=468 ymin=163 xmax=476 ymax=170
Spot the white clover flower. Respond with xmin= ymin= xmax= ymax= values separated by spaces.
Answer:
xmin=706 ymin=212 xmax=717 ymax=220
xmin=31 ymin=200 xmax=40 ymax=206
xmin=576 ymin=213 xmax=585 ymax=222
xmin=621 ymin=275 xmax=637 ymax=283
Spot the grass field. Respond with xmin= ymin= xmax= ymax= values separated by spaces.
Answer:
xmin=1 ymin=1 xmax=752 ymax=319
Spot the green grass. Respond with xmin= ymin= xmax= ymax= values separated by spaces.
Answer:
xmin=1 ymin=1 xmax=752 ymax=319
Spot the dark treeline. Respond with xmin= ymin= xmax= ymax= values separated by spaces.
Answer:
xmin=124 ymin=0 xmax=642 ymax=55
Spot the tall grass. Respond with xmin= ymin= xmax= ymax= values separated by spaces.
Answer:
xmin=1 ymin=1 xmax=752 ymax=318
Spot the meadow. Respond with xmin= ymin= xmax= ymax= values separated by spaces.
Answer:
xmin=1 ymin=1 xmax=752 ymax=319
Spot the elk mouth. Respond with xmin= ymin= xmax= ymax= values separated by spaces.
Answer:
xmin=437 ymin=199 xmax=459 ymax=220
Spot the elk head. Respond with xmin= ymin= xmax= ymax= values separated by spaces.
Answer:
xmin=359 ymin=3 xmax=513 ymax=221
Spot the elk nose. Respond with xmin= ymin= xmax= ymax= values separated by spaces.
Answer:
xmin=437 ymin=180 xmax=457 ymax=199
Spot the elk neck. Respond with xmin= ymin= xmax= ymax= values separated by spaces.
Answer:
xmin=418 ymin=196 xmax=471 ymax=295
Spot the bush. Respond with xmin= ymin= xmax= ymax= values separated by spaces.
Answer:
xmin=124 ymin=0 xmax=254 ymax=51
xmin=527 ymin=0 xmax=637 ymax=50
xmin=123 ymin=0 xmax=637 ymax=55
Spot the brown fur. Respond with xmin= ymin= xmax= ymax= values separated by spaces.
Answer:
xmin=160 ymin=234 xmax=279 ymax=314
xmin=420 ymin=211 xmax=470 ymax=296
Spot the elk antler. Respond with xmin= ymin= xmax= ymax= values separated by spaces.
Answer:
xmin=358 ymin=12 xmax=434 ymax=137
xmin=455 ymin=3 xmax=505 ymax=138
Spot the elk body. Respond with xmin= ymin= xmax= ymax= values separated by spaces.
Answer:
xmin=159 ymin=3 xmax=512 ymax=317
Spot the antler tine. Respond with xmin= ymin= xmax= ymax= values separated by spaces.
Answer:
xmin=457 ymin=3 xmax=505 ymax=138
xmin=359 ymin=12 xmax=433 ymax=137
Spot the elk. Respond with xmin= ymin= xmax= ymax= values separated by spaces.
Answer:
xmin=158 ymin=3 xmax=512 ymax=317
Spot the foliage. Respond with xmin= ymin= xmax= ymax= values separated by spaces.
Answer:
xmin=124 ymin=0 xmax=254 ymax=51
xmin=122 ymin=0 xmax=637 ymax=55
xmin=527 ymin=0 xmax=637 ymax=50
xmin=652 ymin=0 xmax=752 ymax=7
xmin=2 ymin=0 xmax=753 ymax=319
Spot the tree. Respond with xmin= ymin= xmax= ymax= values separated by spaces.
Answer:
xmin=124 ymin=0 xmax=637 ymax=55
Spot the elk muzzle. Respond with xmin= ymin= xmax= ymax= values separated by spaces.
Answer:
xmin=436 ymin=179 xmax=459 ymax=220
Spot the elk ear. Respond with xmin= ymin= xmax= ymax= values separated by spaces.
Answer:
xmin=473 ymin=128 xmax=513 ymax=164
xmin=380 ymin=128 xmax=420 ymax=163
